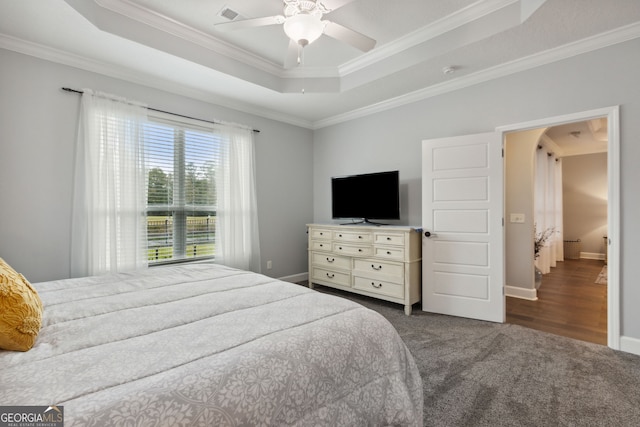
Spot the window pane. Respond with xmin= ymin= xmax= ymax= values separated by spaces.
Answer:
xmin=186 ymin=214 xmax=215 ymax=258
xmin=147 ymin=214 xmax=173 ymax=262
xmin=144 ymin=119 xmax=219 ymax=264
xmin=183 ymin=129 xmax=218 ymax=259
xmin=184 ymin=129 xmax=217 ymax=207
xmin=145 ymin=122 xmax=174 ymax=206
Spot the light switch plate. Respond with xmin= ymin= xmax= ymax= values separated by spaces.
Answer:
xmin=510 ymin=213 xmax=525 ymax=223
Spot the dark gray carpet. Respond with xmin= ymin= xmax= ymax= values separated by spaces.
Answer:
xmin=305 ymin=284 xmax=640 ymax=427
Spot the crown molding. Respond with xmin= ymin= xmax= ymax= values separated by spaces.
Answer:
xmin=90 ymin=0 xmax=525 ymax=85
xmin=66 ymin=0 xmax=344 ymax=87
xmin=2 ymin=18 xmax=639 ymax=131
xmin=94 ymin=0 xmax=285 ymax=76
xmin=339 ymin=0 xmax=518 ymax=76
xmin=98 ymin=0 xmax=520 ymax=81
xmin=313 ymin=21 xmax=640 ymax=129
xmin=93 ymin=0 xmax=344 ymax=81
xmin=0 ymin=34 xmax=314 ymax=129
xmin=56 ymin=0 xmax=568 ymax=97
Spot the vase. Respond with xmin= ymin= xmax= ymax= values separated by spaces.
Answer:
xmin=534 ymin=266 xmax=543 ymax=290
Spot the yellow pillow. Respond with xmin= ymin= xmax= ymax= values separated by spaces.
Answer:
xmin=0 ymin=257 xmax=43 ymax=351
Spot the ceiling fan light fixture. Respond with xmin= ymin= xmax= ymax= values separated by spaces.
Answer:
xmin=284 ymin=13 xmax=325 ymax=46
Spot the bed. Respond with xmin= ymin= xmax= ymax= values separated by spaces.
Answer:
xmin=1 ymin=263 xmax=423 ymax=426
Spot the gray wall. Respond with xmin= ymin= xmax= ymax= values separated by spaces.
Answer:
xmin=563 ymin=152 xmax=608 ymax=256
xmin=313 ymin=38 xmax=640 ymax=342
xmin=0 ymin=49 xmax=314 ymax=282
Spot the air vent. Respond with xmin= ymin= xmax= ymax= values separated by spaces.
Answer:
xmin=219 ymin=7 xmax=240 ymax=21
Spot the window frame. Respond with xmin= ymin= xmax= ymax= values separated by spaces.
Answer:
xmin=145 ymin=111 xmax=219 ymax=266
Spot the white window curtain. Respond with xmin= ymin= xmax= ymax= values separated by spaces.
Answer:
xmin=71 ymin=90 xmax=149 ymax=277
xmin=214 ymin=125 xmax=261 ymax=273
xmin=534 ymin=146 xmax=564 ymax=274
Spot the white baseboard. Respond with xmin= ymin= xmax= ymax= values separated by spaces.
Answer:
xmin=580 ymin=252 xmax=606 ymax=261
xmin=620 ymin=336 xmax=640 ymax=356
xmin=278 ymin=272 xmax=308 ymax=284
xmin=505 ymin=285 xmax=538 ymax=300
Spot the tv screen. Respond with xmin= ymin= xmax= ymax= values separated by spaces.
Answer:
xmin=331 ymin=170 xmax=400 ymax=223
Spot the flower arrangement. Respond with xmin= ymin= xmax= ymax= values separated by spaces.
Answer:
xmin=534 ymin=224 xmax=555 ymax=259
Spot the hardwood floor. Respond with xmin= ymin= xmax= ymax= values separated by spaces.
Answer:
xmin=506 ymin=258 xmax=607 ymax=345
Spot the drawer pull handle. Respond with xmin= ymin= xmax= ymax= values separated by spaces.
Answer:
xmin=358 ymin=235 xmax=362 ymax=239
xmin=338 ymin=247 xmax=343 ymax=250
xmin=326 ymin=257 xmax=335 ymax=263
xmin=386 ymin=251 xmax=392 ymax=255
xmin=386 ymin=237 xmax=392 ymax=241
xmin=371 ymin=264 xmax=382 ymax=271
xmin=358 ymin=249 xmax=363 ymax=252
xmin=339 ymin=234 xmax=343 ymax=237
xmin=326 ymin=273 xmax=335 ymax=279
xmin=371 ymin=282 xmax=382 ymax=289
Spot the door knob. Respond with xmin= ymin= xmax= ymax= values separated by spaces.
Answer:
xmin=424 ymin=231 xmax=431 ymax=237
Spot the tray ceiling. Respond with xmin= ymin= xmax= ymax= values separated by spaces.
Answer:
xmin=1 ymin=0 xmax=639 ymax=128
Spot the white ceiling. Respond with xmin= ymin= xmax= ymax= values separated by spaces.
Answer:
xmin=1 ymin=0 xmax=640 ymax=129
xmin=543 ymin=119 xmax=608 ymax=158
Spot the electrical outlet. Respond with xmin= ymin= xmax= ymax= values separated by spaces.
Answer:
xmin=266 ymin=260 xmax=272 ymax=270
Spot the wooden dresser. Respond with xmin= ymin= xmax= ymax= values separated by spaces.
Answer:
xmin=307 ymin=223 xmax=422 ymax=315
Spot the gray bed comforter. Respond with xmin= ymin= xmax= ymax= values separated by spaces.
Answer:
xmin=1 ymin=263 xmax=422 ymax=426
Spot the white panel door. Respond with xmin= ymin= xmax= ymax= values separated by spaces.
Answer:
xmin=422 ymin=132 xmax=504 ymax=322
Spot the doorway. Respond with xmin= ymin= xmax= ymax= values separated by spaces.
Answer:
xmin=498 ymin=107 xmax=619 ymax=349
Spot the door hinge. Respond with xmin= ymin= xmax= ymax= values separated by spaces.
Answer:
xmin=502 ymin=148 xmax=504 ymax=157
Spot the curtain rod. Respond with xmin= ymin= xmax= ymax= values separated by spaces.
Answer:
xmin=61 ymin=87 xmax=260 ymax=133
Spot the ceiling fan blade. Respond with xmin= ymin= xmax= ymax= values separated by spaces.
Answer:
xmin=215 ymin=15 xmax=285 ymax=32
xmin=323 ymin=21 xmax=376 ymax=52
xmin=320 ymin=0 xmax=357 ymax=12
xmin=284 ymin=39 xmax=300 ymax=69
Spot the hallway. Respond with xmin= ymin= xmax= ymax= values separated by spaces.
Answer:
xmin=506 ymin=258 xmax=607 ymax=345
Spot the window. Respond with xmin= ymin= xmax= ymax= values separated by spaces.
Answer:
xmin=72 ymin=89 xmax=260 ymax=277
xmin=144 ymin=115 xmax=219 ymax=264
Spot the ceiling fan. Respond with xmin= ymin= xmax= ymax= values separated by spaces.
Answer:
xmin=215 ymin=0 xmax=376 ymax=67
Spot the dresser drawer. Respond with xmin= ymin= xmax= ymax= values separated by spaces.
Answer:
xmin=310 ymin=228 xmax=332 ymax=240
xmin=375 ymin=246 xmax=405 ymax=260
xmin=353 ymin=259 xmax=404 ymax=282
xmin=374 ymin=232 xmax=405 ymax=246
xmin=333 ymin=243 xmax=373 ymax=257
xmin=353 ymin=276 xmax=404 ymax=299
xmin=310 ymin=240 xmax=333 ymax=251
xmin=312 ymin=267 xmax=351 ymax=287
xmin=312 ymin=253 xmax=351 ymax=270
xmin=333 ymin=230 xmax=373 ymax=243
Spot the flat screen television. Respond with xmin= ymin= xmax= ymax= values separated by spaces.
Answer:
xmin=331 ymin=170 xmax=400 ymax=224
